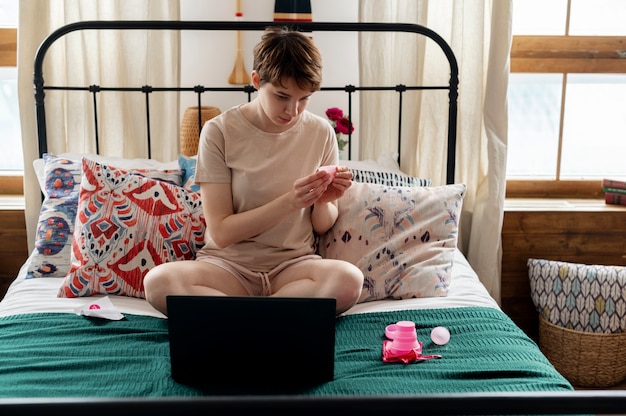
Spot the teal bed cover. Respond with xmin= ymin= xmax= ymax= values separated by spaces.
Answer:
xmin=0 ymin=306 xmax=573 ymax=397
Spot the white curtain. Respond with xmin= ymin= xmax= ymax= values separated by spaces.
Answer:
xmin=18 ymin=0 xmax=180 ymax=252
xmin=359 ymin=0 xmax=511 ymax=303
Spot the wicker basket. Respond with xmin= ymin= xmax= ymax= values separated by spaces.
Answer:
xmin=180 ymin=106 xmax=221 ymax=156
xmin=538 ymin=315 xmax=626 ymax=388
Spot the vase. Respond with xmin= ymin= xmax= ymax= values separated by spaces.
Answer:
xmin=180 ymin=106 xmax=221 ymax=156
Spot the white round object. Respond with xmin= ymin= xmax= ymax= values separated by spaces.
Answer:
xmin=430 ymin=326 xmax=450 ymax=345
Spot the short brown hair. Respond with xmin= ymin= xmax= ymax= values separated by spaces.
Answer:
xmin=253 ymin=26 xmax=322 ymax=91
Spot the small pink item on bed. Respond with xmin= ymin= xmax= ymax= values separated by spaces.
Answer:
xmin=318 ymin=165 xmax=337 ymax=185
xmin=74 ymin=296 xmax=125 ymax=321
xmin=383 ymin=321 xmax=442 ymax=363
xmin=385 ymin=321 xmax=419 ymax=353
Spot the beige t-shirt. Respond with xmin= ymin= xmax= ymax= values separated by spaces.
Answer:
xmin=194 ymin=105 xmax=338 ymax=272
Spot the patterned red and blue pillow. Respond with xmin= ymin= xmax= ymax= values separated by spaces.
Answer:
xmin=57 ymin=158 xmax=205 ymax=298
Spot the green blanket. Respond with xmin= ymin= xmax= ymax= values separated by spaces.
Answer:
xmin=0 ymin=307 xmax=572 ymax=397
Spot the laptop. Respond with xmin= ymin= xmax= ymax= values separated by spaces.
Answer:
xmin=167 ymin=295 xmax=337 ymax=393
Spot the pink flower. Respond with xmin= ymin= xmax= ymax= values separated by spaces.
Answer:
xmin=335 ymin=117 xmax=354 ymax=135
xmin=325 ymin=107 xmax=344 ymax=122
xmin=325 ymin=107 xmax=354 ymax=152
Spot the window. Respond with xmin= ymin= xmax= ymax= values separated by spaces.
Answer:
xmin=0 ymin=0 xmax=21 ymax=195
xmin=0 ymin=66 xmax=19 ymax=170
xmin=507 ymin=0 xmax=626 ymax=197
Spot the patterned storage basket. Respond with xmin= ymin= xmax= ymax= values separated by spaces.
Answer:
xmin=528 ymin=258 xmax=626 ymax=387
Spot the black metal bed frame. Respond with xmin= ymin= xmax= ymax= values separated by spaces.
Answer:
xmin=22 ymin=19 xmax=626 ymax=415
xmin=33 ymin=20 xmax=459 ymax=184
xmin=2 ymin=390 xmax=626 ymax=415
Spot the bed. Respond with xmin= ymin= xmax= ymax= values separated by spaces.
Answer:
xmin=1 ymin=20 xmax=626 ymax=415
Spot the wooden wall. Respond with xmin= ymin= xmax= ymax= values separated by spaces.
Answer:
xmin=501 ymin=199 xmax=626 ymax=341
xmin=0 ymin=208 xmax=28 ymax=298
xmin=2 ymin=201 xmax=626 ymax=335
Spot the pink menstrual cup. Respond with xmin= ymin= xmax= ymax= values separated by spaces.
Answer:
xmin=318 ymin=165 xmax=337 ymax=185
xmin=387 ymin=320 xmax=419 ymax=355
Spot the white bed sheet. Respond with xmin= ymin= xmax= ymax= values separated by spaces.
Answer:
xmin=343 ymin=249 xmax=500 ymax=315
xmin=0 ymin=249 xmax=499 ymax=319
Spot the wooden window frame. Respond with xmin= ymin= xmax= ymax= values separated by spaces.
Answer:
xmin=511 ymin=36 xmax=626 ymax=73
xmin=0 ymin=27 xmax=16 ymax=66
xmin=507 ymin=35 xmax=626 ymax=198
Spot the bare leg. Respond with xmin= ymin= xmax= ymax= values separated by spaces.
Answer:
xmin=143 ymin=260 xmax=249 ymax=315
xmin=271 ymin=258 xmax=364 ymax=314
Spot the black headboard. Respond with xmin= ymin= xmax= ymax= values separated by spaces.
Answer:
xmin=33 ymin=21 xmax=459 ymax=184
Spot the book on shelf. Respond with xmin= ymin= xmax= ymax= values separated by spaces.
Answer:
xmin=605 ymin=191 xmax=626 ymax=207
xmin=603 ymin=186 xmax=626 ymax=195
xmin=602 ymin=178 xmax=626 ymax=190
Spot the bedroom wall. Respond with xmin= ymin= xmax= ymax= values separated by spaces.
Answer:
xmin=179 ymin=0 xmax=361 ymax=156
xmin=0 ymin=208 xmax=27 ymax=298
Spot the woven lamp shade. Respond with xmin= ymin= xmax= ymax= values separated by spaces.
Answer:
xmin=180 ymin=106 xmax=221 ymax=156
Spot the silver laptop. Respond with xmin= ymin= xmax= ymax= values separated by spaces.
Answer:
xmin=167 ymin=295 xmax=336 ymax=393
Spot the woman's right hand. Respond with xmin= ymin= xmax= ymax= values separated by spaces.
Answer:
xmin=291 ymin=170 xmax=332 ymax=209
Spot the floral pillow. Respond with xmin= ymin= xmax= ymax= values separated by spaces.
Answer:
xmin=58 ymin=158 xmax=205 ymax=298
xmin=318 ymin=182 xmax=465 ymax=303
xmin=528 ymin=258 xmax=626 ymax=333
xmin=27 ymin=154 xmax=183 ymax=279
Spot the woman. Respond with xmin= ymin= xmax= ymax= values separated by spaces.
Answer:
xmin=144 ymin=26 xmax=363 ymax=315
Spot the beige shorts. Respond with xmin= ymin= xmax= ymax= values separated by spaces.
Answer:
xmin=194 ymin=254 xmax=321 ymax=296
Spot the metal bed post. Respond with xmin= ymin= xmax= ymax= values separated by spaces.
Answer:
xmin=345 ymin=84 xmax=355 ymax=161
xmin=194 ymin=85 xmax=204 ymax=139
xmin=142 ymin=85 xmax=153 ymax=159
xmin=396 ymin=84 xmax=406 ymax=167
xmin=89 ymin=85 xmax=101 ymax=155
